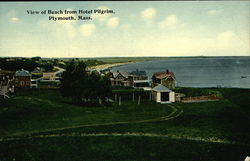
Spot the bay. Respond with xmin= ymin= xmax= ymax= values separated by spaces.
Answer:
xmin=111 ymin=57 xmax=250 ymax=88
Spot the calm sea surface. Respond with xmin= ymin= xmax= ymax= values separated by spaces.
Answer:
xmin=111 ymin=57 xmax=250 ymax=88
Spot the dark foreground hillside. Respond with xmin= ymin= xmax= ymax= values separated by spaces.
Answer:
xmin=0 ymin=88 xmax=249 ymax=161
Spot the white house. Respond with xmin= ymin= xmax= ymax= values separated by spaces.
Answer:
xmin=152 ymin=84 xmax=175 ymax=103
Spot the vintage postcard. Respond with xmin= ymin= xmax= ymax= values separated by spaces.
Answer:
xmin=0 ymin=1 xmax=249 ymax=161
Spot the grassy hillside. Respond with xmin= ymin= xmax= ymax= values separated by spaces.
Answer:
xmin=0 ymin=88 xmax=249 ymax=161
xmin=0 ymin=89 xmax=172 ymax=137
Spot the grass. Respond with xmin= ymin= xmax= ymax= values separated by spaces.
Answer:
xmin=0 ymin=136 xmax=248 ymax=161
xmin=0 ymin=89 xmax=172 ymax=137
xmin=0 ymin=88 xmax=250 ymax=161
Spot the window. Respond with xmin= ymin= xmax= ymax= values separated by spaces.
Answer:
xmin=20 ymin=81 xmax=24 ymax=85
xmin=26 ymin=81 xmax=30 ymax=85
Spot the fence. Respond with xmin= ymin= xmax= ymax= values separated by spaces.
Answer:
xmin=181 ymin=95 xmax=219 ymax=103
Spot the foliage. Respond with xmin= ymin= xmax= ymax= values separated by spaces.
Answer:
xmin=40 ymin=62 xmax=54 ymax=71
xmin=84 ymin=59 xmax=105 ymax=67
xmin=59 ymin=59 xmax=112 ymax=105
xmin=0 ymin=58 xmax=38 ymax=71
xmin=0 ymin=57 xmax=65 ymax=72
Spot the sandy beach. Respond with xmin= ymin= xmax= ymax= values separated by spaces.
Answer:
xmin=89 ymin=62 xmax=136 ymax=71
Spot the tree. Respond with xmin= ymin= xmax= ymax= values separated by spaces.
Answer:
xmin=0 ymin=58 xmax=38 ymax=71
xmin=59 ymin=59 xmax=112 ymax=106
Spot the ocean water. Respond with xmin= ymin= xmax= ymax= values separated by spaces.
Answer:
xmin=111 ymin=57 xmax=250 ymax=88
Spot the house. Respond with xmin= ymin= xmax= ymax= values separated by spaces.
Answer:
xmin=15 ymin=69 xmax=31 ymax=88
xmin=128 ymin=69 xmax=148 ymax=87
xmin=130 ymin=69 xmax=147 ymax=79
xmin=107 ymin=71 xmax=130 ymax=86
xmin=152 ymin=70 xmax=176 ymax=89
xmin=151 ymin=84 xmax=175 ymax=103
xmin=0 ymin=71 xmax=15 ymax=98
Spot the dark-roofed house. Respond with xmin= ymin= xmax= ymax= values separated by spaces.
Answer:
xmin=15 ymin=69 xmax=31 ymax=88
xmin=152 ymin=70 xmax=176 ymax=89
xmin=128 ymin=69 xmax=149 ymax=87
xmin=152 ymin=84 xmax=175 ymax=103
xmin=107 ymin=71 xmax=130 ymax=86
xmin=130 ymin=69 xmax=147 ymax=77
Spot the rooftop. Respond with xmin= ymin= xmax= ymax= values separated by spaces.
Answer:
xmin=15 ymin=69 xmax=31 ymax=77
xmin=152 ymin=70 xmax=175 ymax=80
xmin=152 ymin=84 xmax=172 ymax=92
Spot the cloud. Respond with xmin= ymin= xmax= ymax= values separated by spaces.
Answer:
xmin=159 ymin=15 xmax=178 ymax=29
xmin=140 ymin=8 xmax=156 ymax=20
xmin=10 ymin=17 xmax=19 ymax=22
xmin=207 ymin=10 xmax=220 ymax=16
xmin=80 ymin=24 xmax=96 ymax=36
xmin=106 ymin=17 xmax=119 ymax=29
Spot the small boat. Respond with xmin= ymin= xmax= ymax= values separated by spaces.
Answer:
xmin=241 ymin=76 xmax=247 ymax=78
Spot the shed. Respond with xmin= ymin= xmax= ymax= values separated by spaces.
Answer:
xmin=152 ymin=84 xmax=175 ymax=103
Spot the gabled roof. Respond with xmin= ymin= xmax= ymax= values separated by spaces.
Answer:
xmin=152 ymin=71 xmax=175 ymax=80
xmin=120 ymin=72 xmax=129 ymax=78
xmin=112 ymin=72 xmax=119 ymax=78
xmin=152 ymin=84 xmax=171 ymax=92
xmin=112 ymin=71 xmax=129 ymax=79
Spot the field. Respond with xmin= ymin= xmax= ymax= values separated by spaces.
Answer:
xmin=0 ymin=88 xmax=250 ymax=161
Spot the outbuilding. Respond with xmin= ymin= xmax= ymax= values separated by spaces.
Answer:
xmin=152 ymin=84 xmax=175 ymax=103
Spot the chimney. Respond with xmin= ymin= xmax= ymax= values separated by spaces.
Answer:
xmin=166 ymin=69 xmax=169 ymax=73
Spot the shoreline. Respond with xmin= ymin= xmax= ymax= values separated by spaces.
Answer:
xmin=89 ymin=61 xmax=137 ymax=71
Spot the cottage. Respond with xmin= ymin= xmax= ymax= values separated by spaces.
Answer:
xmin=108 ymin=71 xmax=130 ymax=86
xmin=15 ymin=69 xmax=31 ymax=88
xmin=128 ymin=69 xmax=148 ymax=87
xmin=151 ymin=84 xmax=175 ymax=103
xmin=152 ymin=70 xmax=176 ymax=89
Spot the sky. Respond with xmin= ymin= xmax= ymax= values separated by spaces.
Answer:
xmin=0 ymin=1 xmax=249 ymax=58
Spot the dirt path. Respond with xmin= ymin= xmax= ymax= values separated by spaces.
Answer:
xmin=2 ymin=131 xmax=248 ymax=147
xmin=0 ymin=105 xmax=183 ymax=141
xmin=1 ymin=105 xmax=249 ymax=147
